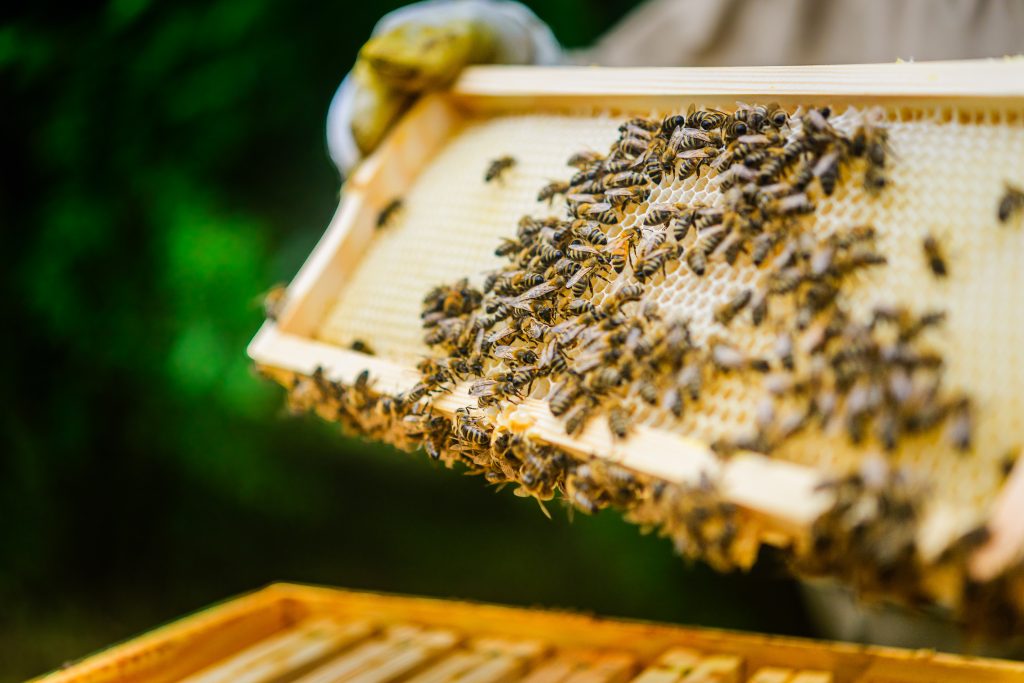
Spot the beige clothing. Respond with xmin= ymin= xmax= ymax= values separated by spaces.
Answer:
xmin=583 ymin=0 xmax=1024 ymax=66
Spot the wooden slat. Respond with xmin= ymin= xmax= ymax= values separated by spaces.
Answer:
xmin=747 ymin=669 xmax=793 ymax=683
xmin=180 ymin=618 xmax=372 ymax=683
xmin=682 ymin=655 xmax=743 ymax=683
xmin=291 ymin=625 xmax=443 ymax=683
xmin=450 ymin=61 xmax=1024 ymax=111
xmin=631 ymin=648 xmax=703 ymax=683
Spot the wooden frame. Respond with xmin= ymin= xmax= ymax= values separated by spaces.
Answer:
xmin=35 ymin=583 xmax=1024 ymax=682
xmin=248 ymin=60 xmax=1024 ymax=580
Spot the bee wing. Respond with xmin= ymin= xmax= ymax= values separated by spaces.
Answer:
xmin=513 ymin=281 xmax=559 ymax=304
xmin=570 ymin=240 xmax=600 ymax=255
xmin=736 ymin=134 xmax=770 ymax=145
xmin=677 ymin=148 xmax=713 ymax=160
xmin=492 ymin=344 xmax=515 ymax=360
xmin=485 ymin=323 xmax=515 ymax=345
xmin=469 ymin=380 xmax=499 ymax=397
xmin=564 ymin=265 xmax=594 ymax=290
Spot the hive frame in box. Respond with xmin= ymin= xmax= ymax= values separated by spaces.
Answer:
xmin=248 ymin=60 xmax=1024 ymax=583
xmin=34 ymin=583 xmax=1024 ymax=682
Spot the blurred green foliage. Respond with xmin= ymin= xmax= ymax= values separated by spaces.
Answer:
xmin=2 ymin=2 xmax=809 ymax=680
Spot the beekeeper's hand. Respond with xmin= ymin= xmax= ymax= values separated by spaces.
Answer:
xmin=327 ymin=0 xmax=561 ymax=176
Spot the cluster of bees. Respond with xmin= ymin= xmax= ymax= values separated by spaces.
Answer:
xmin=280 ymin=362 xmax=745 ymax=567
xmin=416 ymin=102 xmax=973 ymax=465
xmin=274 ymin=102 xmax=1024 ymax=623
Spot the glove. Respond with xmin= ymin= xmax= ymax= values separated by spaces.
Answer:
xmin=327 ymin=0 xmax=562 ymax=176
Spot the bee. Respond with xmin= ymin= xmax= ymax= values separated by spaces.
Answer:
xmin=376 ymin=198 xmax=403 ymax=229
xmin=549 ymin=376 xmax=582 ymax=416
xmin=831 ymin=224 xmax=876 ymax=249
xmin=612 ymin=283 xmax=644 ymax=309
xmin=564 ymin=399 xmax=596 ymax=436
xmin=604 ymin=171 xmax=648 ymax=189
xmin=764 ymin=193 xmax=814 ymax=217
xmin=947 ymin=397 xmax=973 ymax=452
xmin=750 ymin=231 xmax=782 ymax=265
xmin=620 ymin=116 xmax=660 ymax=133
xmin=349 ymin=339 xmax=375 ymax=355
xmin=687 ymin=105 xmax=728 ymax=131
xmin=262 ymin=284 xmax=287 ymax=322
xmin=606 ymin=236 xmax=632 ymax=273
xmin=493 ymin=345 xmax=538 ymax=365
xmin=644 ymin=203 xmax=685 ymax=227
xmin=721 ymin=118 xmax=749 ymax=143
xmin=537 ymin=180 xmax=569 ymax=204
xmin=566 ymin=238 xmax=603 ymax=263
xmin=572 ymin=219 xmax=609 ymax=246
xmin=922 ymin=234 xmax=948 ymax=277
xmin=765 ymin=103 xmax=789 ymax=129
xmin=608 ymin=403 xmax=633 ymax=440
xmin=685 ymin=246 xmax=707 ymax=276
xmin=469 ymin=379 xmax=521 ymax=407
xmin=577 ymin=202 xmax=619 ymax=225
xmin=715 ymin=231 xmax=746 ymax=265
xmin=484 ymin=155 xmax=516 ymax=183
xmin=998 ymin=182 xmax=1024 ymax=223
xmin=864 ymin=164 xmax=888 ymax=194
xmin=633 ymin=245 xmax=676 ymax=282
xmin=711 ymin=342 xmax=769 ymax=373
xmin=813 ymin=149 xmax=841 ymax=196
xmin=750 ymin=289 xmax=769 ymax=326
xmin=567 ymin=150 xmax=604 ymax=168
xmin=774 ymin=330 xmax=794 ymax=370
xmin=713 ymin=289 xmax=752 ymax=326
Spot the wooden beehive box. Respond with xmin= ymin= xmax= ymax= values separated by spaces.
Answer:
xmin=248 ymin=60 xmax=1024 ymax=624
xmin=34 ymin=583 xmax=1024 ymax=682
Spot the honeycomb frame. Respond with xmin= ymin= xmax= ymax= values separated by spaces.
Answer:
xmin=249 ymin=61 xmax=1024 ymax=624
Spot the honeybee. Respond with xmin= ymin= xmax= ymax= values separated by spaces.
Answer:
xmin=608 ymin=403 xmax=633 ymax=440
xmin=764 ymin=193 xmax=814 ymax=217
xmin=644 ymin=203 xmax=684 ymax=227
xmin=750 ymin=289 xmax=769 ymax=326
xmin=565 ymin=238 xmax=603 ymax=263
xmin=721 ymin=118 xmax=749 ymax=143
xmin=604 ymin=171 xmax=648 ymax=189
xmin=564 ymin=398 xmax=596 ymax=436
xmin=572 ymin=219 xmax=609 ymax=245
xmin=813 ymin=149 xmax=841 ymax=196
xmin=577 ymin=202 xmax=619 ymax=225
xmin=537 ymin=180 xmax=569 ymax=204
xmin=922 ymin=234 xmax=948 ymax=277
xmin=349 ymin=339 xmax=375 ymax=355
xmin=549 ymin=375 xmax=582 ymax=417
xmin=685 ymin=246 xmax=707 ymax=276
xmin=492 ymin=345 xmax=538 ymax=366
xmin=998 ymin=182 xmax=1024 ymax=223
xmin=947 ymin=397 xmax=973 ymax=452
xmin=262 ymin=284 xmax=288 ymax=322
xmin=633 ymin=244 xmax=677 ymax=282
xmin=713 ymin=289 xmax=752 ymax=326
xmin=687 ymin=105 xmax=728 ymax=131
xmin=567 ymin=150 xmax=604 ymax=168
xmin=376 ymin=198 xmax=403 ymax=229
xmin=484 ymin=155 xmax=517 ymax=183
xmin=711 ymin=342 xmax=769 ymax=373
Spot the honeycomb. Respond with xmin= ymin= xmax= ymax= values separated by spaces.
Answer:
xmin=319 ymin=106 xmax=1024 ymax=537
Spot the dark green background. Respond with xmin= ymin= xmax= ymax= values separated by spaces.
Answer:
xmin=2 ymin=2 xmax=810 ymax=679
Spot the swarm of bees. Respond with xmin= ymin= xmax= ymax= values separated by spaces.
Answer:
xmin=270 ymin=101 xmax=1024 ymax=629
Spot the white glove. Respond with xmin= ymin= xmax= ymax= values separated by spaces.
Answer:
xmin=327 ymin=0 xmax=562 ymax=176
